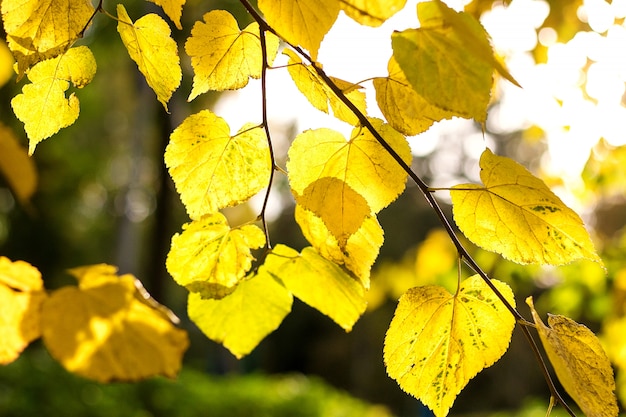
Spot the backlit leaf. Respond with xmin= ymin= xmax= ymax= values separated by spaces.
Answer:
xmin=1 ymin=0 xmax=94 ymax=76
xmin=258 ymin=0 xmax=339 ymax=60
xmin=373 ymin=56 xmax=455 ymax=136
xmin=287 ymin=119 xmax=411 ymax=215
xmin=186 ymin=10 xmax=280 ymax=100
xmin=341 ymin=0 xmax=408 ymax=27
xmin=0 ymin=41 xmax=15 ymax=87
xmin=264 ymin=245 xmax=366 ymax=331
xmin=450 ymin=148 xmax=603 ymax=266
xmin=165 ymin=110 xmax=271 ymax=219
xmin=147 ymin=0 xmax=186 ymax=29
xmin=11 ymin=46 xmax=97 ymax=154
xmin=0 ymin=123 xmax=37 ymax=204
xmin=295 ymin=177 xmax=371 ymax=244
xmin=117 ymin=4 xmax=181 ymax=111
xmin=0 ymin=257 xmax=46 ymax=365
xmin=295 ymin=204 xmax=384 ymax=288
xmin=41 ymin=264 xmax=189 ymax=382
xmin=384 ymin=275 xmax=516 ymax=417
xmin=166 ymin=213 xmax=266 ymax=299
xmin=527 ymin=297 xmax=618 ymax=417
xmin=391 ymin=1 xmax=495 ymax=121
xmin=188 ymin=271 xmax=293 ymax=359
xmin=284 ymin=49 xmax=367 ymax=125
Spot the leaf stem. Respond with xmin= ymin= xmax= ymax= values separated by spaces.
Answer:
xmin=257 ymin=28 xmax=276 ymax=250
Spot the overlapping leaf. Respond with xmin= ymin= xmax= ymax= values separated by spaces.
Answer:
xmin=165 ymin=110 xmax=271 ymax=219
xmin=295 ymin=205 xmax=383 ymax=287
xmin=384 ymin=275 xmax=516 ymax=417
xmin=341 ymin=0 xmax=408 ymax=26
xmin=450 ymin=148 xmax=603 ymax=266
xmin=1 ymin=0 xmax=94 ymax=76
xmin=148 ymin=0 xmax=186 ymax=30
xmin=167 ymin=213 xmax=265 ymax=299
xmin=186 ymin=10 xmax=280 ymax=100
xmin=373 ymin=57 xmax=455 ymax=136
xmin=188 ymin=271 xmax=293 ymax=358
xmin=41 ymin=264 xmax=188 ymax=382
xmin=527 ymin=297 xmax=618 ymax=417
xmin=117 ymin=4 xmax=181 ymax=111
xmin=11 ymin=46 xmax=96 ymax=154
xmin=264 ymin=245 xmax=367 ymax=331
xmin=0 ymin=257 xmax=46 ymax=365
xmin=391 ymin=1 xmax=496 ymax=121
xmin=284 ymin=49 xmax=367 ymax=125
xmin=0 ymin=123 xmax=37 ymax=204
xmin=287 ymin=119 xmax=411 ymax=216
xmin=258 ymin=0 xmax=339 ymax=60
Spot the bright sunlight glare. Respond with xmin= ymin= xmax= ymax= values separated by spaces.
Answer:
xmin=215 ymin=0 xmax=626 ymax=206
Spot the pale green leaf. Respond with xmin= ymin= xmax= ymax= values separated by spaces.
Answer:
xmin=186 ymin=10 xmax=280 ymax=100
xmin=527 ymin=297 xmax=618 ymax=417
xmin=166 ymin=213 xmax=266 ymax=299
xmin=373 ymin=56 xmax=455 ymax=136
xmin=384 ymin=275 xmax=516 ymax=417
xmin=117 ymin=4 xmax=181 ymax=111
xmin=391 ymin=1 xmax=495 ymax=121
xmin=188 ymin=271 xmax=293 ymax=358
xmin=450 ymin=148 xmax=603 ymax=266
xmin=164 ymin=110 xmax=271 ymax=219
xmin=264 ymin=245 xmax=366 ymax=331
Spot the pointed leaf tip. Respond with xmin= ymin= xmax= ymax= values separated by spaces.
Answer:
xmin=451 ymin=148 xmax=603 ymax=267
xmin=384 ymin=276 xmax=516 ymax=417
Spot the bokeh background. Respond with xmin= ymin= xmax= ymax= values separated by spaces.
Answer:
xmin=2 ymin=0 xmax=626 ymax=416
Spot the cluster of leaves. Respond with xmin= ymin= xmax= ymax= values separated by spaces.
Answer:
xmin=0 ymin=0 xmax=621 ymax=416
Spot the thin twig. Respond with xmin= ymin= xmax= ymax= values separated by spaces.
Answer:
xmin=238 ymin=0 xmax=577 ymax=414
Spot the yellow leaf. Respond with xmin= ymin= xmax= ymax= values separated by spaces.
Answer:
xmin=166 ymin=213 xmax=266 ymax=299
xmin=264 ymin=245 xmax=366 ymax=331
xmin=287 ymin=119 xmax=411 ymax=215
xmin=604 ymin=316 xmax=626 ymax=370
xmin=117 ymin=4 xmax=181 ymax=111
xmin=0 ymin=123 xmax=37 ymax=205
xmin=147 ymin=0 xmax=186 ymax=30
xmin=450 ymin=148 xmax=603 ymax=266
xmin=341 ymin=0 xmax=408 ymax=27
xmin=373 ymin=56 xmax=455 ymax=136
xmin=41 ymin=264 xmax=189 ymax=382
xmin=0 ymin=41 xmax=15 ymax=87
xmin=186 ymin=10 xmax=280 ymax=100
xmin=527 ymin=297 xmax=618 ymax=417
xmin=11 ymin=46 xmax=96 ymax=154
xmin=188 ymin=271 xmax=293 ymax=359
xmin=1 ymin=0 xmax=94 ymax=76
xmin=391 ymin=1 xmax=495 ymax=122
xmin=295 ymin=204 xmax=384 ymax=288
xmin=295 ymin=177 xmax=371 ymax=244
xmin=284 ymin=49 xmax=367 ymax=126
xmin=414 ymin=228 xmax=457 ymax=286
xmin=258 ymin=0 xmax=340 ymax=61
xmin=165 ymin=110 xmax=271 ymax=219
xmin=384 ymin=275 xmax=516 ymax=417
xmin=0 ymin=257 xmax=46 ymax=365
